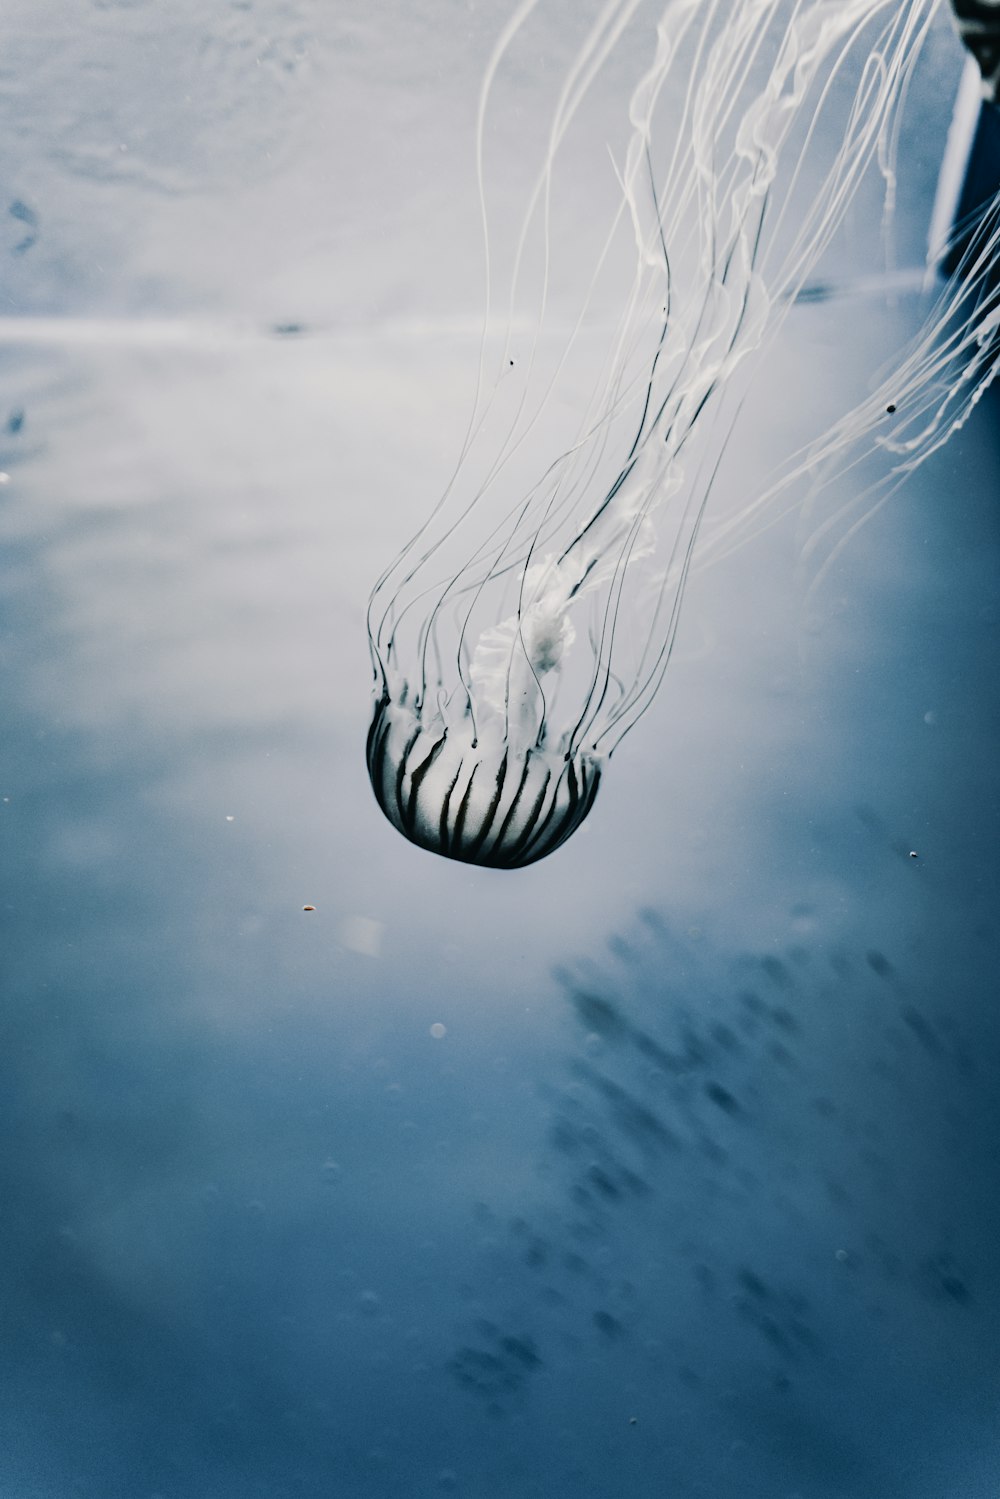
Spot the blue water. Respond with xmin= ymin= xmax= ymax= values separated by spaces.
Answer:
xmin=2 ymin=5 xmax=999 ymax=1497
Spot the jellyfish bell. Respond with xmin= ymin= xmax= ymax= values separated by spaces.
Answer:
xmin=366 ymin=694 xmax=602 ymax=869
xmin=367 ymin=539 xmax=627 ymax=866
xmin=366 ymin=0 xmax=1000 ymax=868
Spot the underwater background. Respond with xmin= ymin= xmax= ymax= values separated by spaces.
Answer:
xmin=2 ymin=3 xmax=999 ymax=1496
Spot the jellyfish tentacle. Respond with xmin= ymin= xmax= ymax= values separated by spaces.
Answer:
xmin=368 ymin=0 xmax=999 ymax=867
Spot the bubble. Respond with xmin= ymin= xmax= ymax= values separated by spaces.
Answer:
xmin=430 ymin=1022 xmax=447 ymax=1039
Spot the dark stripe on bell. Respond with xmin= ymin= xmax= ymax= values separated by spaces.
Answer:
xmin=465 ymin=750 xmax=510 ymax=861
xmin=512 ymin=762 xmax=569 ymax=866
xmin=488 ymin=753 xmax=534 ymax=860
xmin=450 ymin=762 xmax=479 ymax=852
xmin=497 ymin=769 xmax=552 ymax=868
xmin=395 ymin=727 xmax=421 ymax=826
xmin=404 ymin=731 xmax=447 ymax=829
xmin=520 ymin=759 xmax=601 ymax=867
xmin=366 ymin=699 xmax=394 ymax=815
xmin=438 ymin=762 xmax=464 ymax=856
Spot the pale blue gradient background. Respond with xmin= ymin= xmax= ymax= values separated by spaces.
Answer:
xmin=1 ymin=4 xmax=998 ymax=1497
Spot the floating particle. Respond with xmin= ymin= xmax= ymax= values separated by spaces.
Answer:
xmin=338 ymin=913 xmax=382 ymax=956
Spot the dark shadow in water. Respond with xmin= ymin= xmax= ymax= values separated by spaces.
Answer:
xmin=8 ymin=199 xmax=39 ymax=255
xmin=448 ymin=892 xmax=1000 ymax=1494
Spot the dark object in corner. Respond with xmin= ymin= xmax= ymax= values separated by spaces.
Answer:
xmin=950 ymin=0 xmax=1000 ymax=104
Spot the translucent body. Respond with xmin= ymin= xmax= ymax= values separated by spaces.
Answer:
xmin=367 ymin=695 xmax=601 ymax=868
xmin=367 ymin=0 xmax=1000 ymax=867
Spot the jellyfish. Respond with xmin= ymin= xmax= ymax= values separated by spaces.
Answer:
xmin=366 ymin=0 xmax=1000 ymax=869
